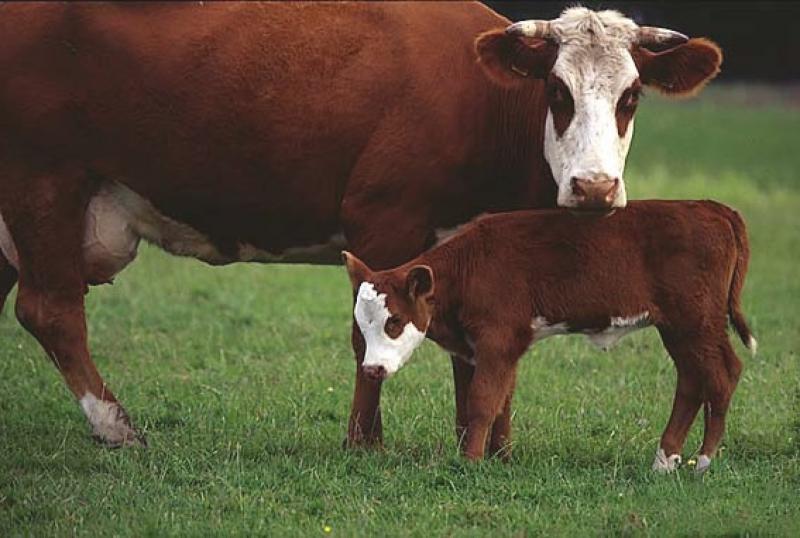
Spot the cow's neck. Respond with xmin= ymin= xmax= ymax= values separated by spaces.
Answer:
xmin=469 ymin=82 xmax=556 ymax=211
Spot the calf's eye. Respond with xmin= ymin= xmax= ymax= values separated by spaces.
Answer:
xmin=384 ymin=315 xmax=404 ymax=337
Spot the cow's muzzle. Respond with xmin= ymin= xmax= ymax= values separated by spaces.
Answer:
xmin=571 ymin=175 xmax=620 ymax=209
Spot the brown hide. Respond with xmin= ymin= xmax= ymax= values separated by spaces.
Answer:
xmin=0 ymin=2 xmax=553 ymax=263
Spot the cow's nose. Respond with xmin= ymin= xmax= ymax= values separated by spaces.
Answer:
xmin=362 ymin=365 xmax=387 ymax=381
xmin=571 ymin=175 xmax=619 ymax=209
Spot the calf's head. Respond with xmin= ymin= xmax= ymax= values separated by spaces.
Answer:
xmin=343 ymin=252 xmax=434 ymax=381
xmin=476 ymin=7 xmax=722 ymax=209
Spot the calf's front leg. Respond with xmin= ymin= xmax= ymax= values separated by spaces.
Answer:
xmin=488 ymin=382 xmax=516 ymax=460
xmin=463 ymin=357 xmax=519 ymax=461
xmin=451 ymin=355 xmax=474 ymax=448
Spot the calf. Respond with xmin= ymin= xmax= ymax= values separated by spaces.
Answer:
xmin=343 ymin=200 xmax=755 ymax=473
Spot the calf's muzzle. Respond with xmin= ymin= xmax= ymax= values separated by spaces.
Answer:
xmin=362 ymin=364 xmax=387 ymax=382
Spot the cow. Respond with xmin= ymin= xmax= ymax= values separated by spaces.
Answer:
xmin=343 ymin=200 xmax=755 ymax=473
xmin=0 ymin=2 xmax=722 ymax=448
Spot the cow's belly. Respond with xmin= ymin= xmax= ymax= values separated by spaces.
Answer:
xmin=0 ymin=181 xmax=348 ymax=285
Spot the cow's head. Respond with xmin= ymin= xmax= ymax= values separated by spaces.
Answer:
xmin=343 ymin=252 xmax=434 ymax=381
xmin=475 ymin=7 xmax=722 ymax=209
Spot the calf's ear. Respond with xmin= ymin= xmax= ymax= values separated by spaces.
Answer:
xmin=633 ymin=38 xmax=722 ymax=97
xmin=342 ymin=251 xmax=371 ymax=289
xmin=406 ymin=265 xmax=434 ymax=300
xmin=475 ymin=29 xmax=558 ymax=88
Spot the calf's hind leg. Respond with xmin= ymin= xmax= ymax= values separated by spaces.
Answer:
xmin=696 ymin=338 xmax=742 ymax=473
xmin=4 ymin=173 xmax=144 ymax=447
xmin=654 ymin=329 xmax=705 ymax=472
xmin=451 ymin=355 xmax=474 ymax=448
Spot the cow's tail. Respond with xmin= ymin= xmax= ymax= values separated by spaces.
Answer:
xmin=723 ymin=204 xmax=757 ymax=355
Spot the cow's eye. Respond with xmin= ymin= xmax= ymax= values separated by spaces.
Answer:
xmin=619 ymin=87 xmax=642 ymax=111
xmin=548 ymin=80 xmax=570 ymax=105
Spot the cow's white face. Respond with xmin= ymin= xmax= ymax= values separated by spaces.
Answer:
xmin=544 ymin=42 xmax=640 ymax=208
xmin=354 ymin=282 xmax=427 ymax=379
xmin=475 ymin=7 xmax=723 ymax=210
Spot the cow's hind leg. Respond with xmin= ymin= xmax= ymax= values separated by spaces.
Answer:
xmin=0 ymin=250 xmax=17 ymax=314
xmin=5 ymin=173 xmax=144 ymax=447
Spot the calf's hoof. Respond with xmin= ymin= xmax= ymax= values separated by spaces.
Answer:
xmin=694 ymin=454 xmax=712 ymax=475
xmin=652 ymin=448 xmax=681 ymax=473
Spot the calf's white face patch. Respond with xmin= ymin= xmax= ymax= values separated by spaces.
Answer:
xmin=354 ymin=282 xmax=426 ymax=378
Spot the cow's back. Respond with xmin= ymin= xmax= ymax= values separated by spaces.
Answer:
xmin=0 ymin=2 xmax=507 ymax=253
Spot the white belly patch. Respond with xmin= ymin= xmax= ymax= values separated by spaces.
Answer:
xmin=531 ymin=312 xmax=651 ymax=350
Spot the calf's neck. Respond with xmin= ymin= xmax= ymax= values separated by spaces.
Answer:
xmin=343 ymin=200 xmax=755 ymax=473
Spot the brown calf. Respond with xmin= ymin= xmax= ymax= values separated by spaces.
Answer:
xmin=343 ymin=200 xmax=754 ymax=473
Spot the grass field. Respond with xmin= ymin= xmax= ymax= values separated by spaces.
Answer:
xmin=2 ymin=86 xmax=799 ymax=536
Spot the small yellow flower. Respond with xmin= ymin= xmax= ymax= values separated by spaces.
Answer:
xmin=324 ymin=525 xmax=332 ymax=534
xmin=687 ymin=458 xmax=697 ymax=466
xmin=326 ymin=387 xmax=334 ymax=393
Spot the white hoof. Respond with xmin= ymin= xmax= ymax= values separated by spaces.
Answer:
xmin=652 ymin=448 xmax=681 ymax=473
xmin=79 ymin=393 xmax=146 ymax=448
xmin=695 ymin=454 xmax=712 ymax=474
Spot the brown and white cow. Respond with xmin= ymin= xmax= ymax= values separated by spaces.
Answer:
xmin=0 ymin=3 xmax=721 ymax=447
xmin=343 ymin=200 xmax=755 ymax=473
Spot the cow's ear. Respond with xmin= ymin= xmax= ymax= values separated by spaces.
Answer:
xmin=475 ymin=29 xmax=558 ymax=88
xmin=406 ymin=265 xmax=434 ymax=301
xmin=633 ymin=38 xmax=722 ymax=97
xmin=342 ymin=251 xmax=371 ymax=289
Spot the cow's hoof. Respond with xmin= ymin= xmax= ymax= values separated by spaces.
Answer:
xmin=80 ymin=395 xmax=147 ymax=448
xmin=93 ymin=428 xmax=147 ymax=449
xmin=694 ymin=454 xmax=711 ymax=475
xmin=652 ymin=448 xmax=681 ymax=473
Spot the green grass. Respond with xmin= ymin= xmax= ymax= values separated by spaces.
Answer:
xmin=2 ymin=87 xmax=799 ymax=536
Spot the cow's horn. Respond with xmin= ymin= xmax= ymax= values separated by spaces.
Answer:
xmin=636 ymin=26 xmax=689 ymax=47
xmin=506 ymin=20 xmax=552 ymax=39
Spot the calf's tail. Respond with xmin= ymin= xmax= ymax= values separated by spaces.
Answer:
xmin=723 ymin=205 xmax=757 ymax=355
